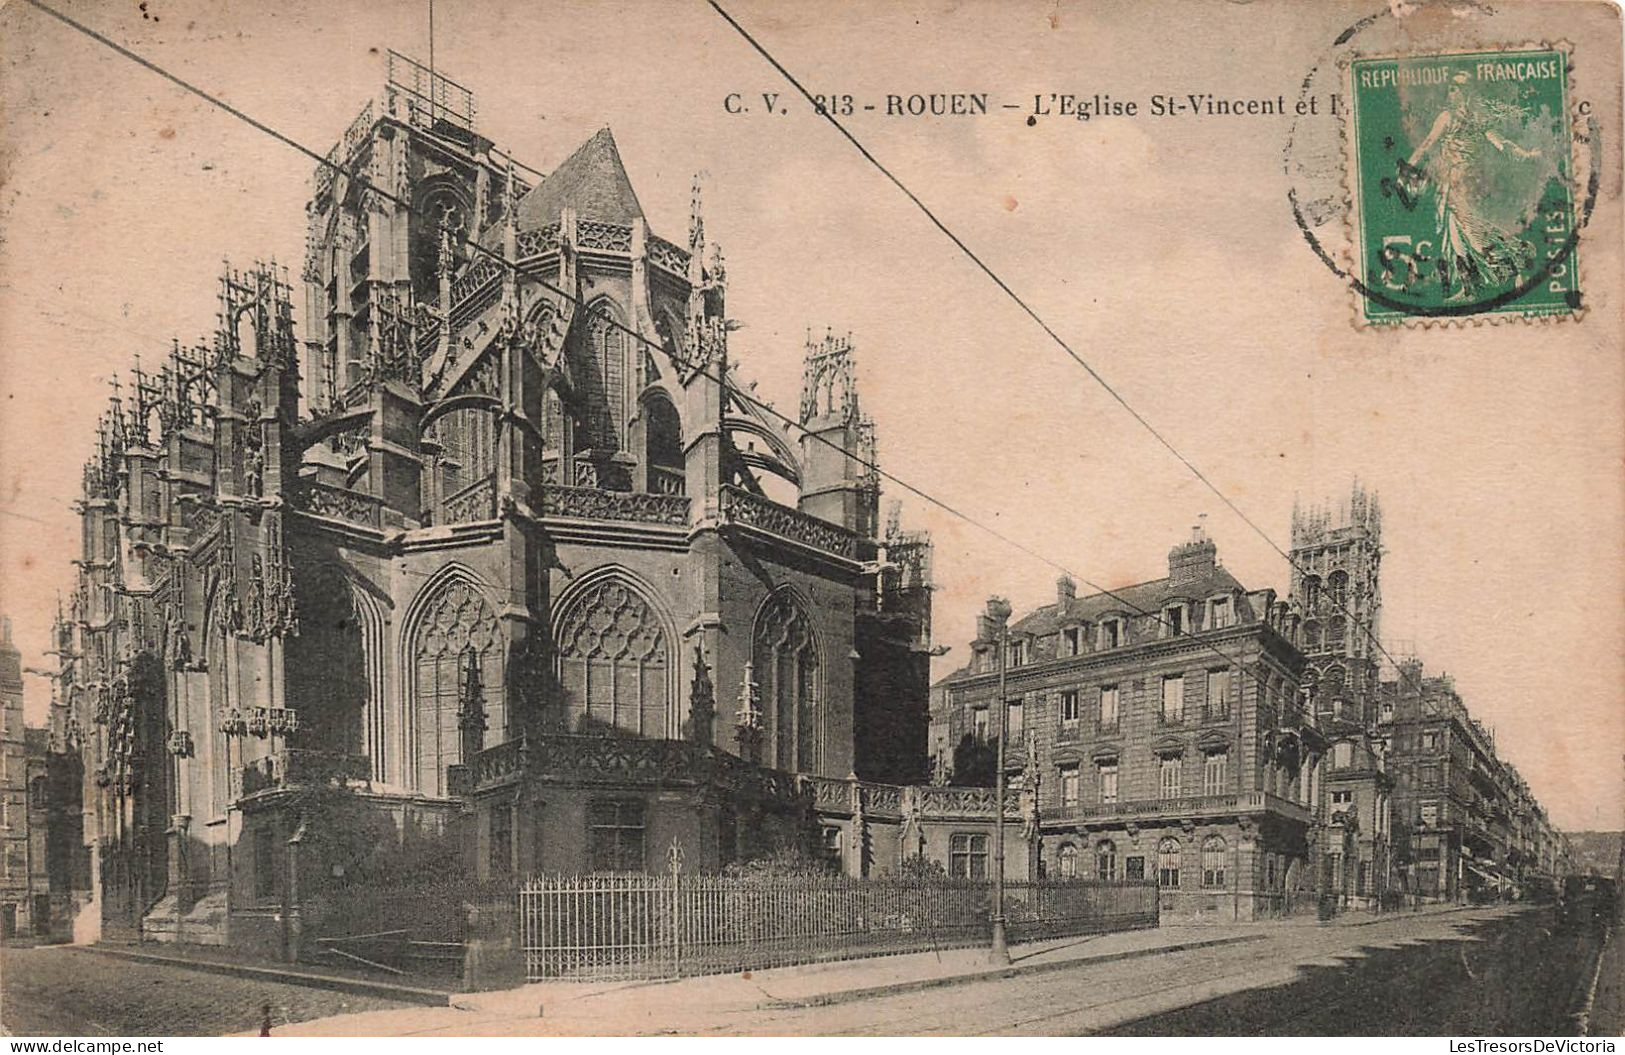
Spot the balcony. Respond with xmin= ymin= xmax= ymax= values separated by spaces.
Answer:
xmin=537 ymin=483 xmax=690 ymax=526
xmin=292 ymin=480 xmax=384 ymax=530
xmin=1055 ymin=790 xmax=1312 ymax=828
xmin=719 ymin=485 xmax=871 ymax=562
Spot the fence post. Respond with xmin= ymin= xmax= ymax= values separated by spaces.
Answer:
xmin=667 ymin=838 xmax=685 ymax=978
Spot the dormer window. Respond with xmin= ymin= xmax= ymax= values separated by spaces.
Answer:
xmin=1099 ymin=617 xmax=1123 ymax=650
xmin=1161 ymin=605 xmax=1185 ymax=637
xmin=1007 ymin=638 xmax=1028 ymax=667
xmin=1208 ymin=596 xmax=1233 ymax=629
xmin=1062 ymin=627 xmax=1082 ymax=657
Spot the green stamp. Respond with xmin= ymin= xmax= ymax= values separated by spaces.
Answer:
xmin=1347 ymin=47 xmax=1580 ymax=324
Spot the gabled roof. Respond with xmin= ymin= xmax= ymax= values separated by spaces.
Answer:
xmin=1009 ymin=565 xmax=1247 ymax=638
xmin=514 ymin=127 xmax=644 ymax=230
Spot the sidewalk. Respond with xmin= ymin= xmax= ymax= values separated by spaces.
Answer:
xmin=252 ymin=899 xmax=1491 ymax=1036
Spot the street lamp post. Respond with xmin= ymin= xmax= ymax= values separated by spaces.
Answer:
xmin=988 ymin=596 xmax=1013 ymax=965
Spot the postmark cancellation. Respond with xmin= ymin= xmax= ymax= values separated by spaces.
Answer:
xmin=1343 ymin=43 xmax=1584 ymax=327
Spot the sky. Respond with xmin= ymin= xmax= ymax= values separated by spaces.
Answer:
xmin=0 ymin=0 xmax=1620 ymax=831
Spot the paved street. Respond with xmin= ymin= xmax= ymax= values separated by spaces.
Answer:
xmin=710 ymin=905 xmax=1601 ymax=1036
xmin=0 ymin=945 xmax=407 ymax=1037
xmin=0 ymin=906 xmax=1607 ymax=1036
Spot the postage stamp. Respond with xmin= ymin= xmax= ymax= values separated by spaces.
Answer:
xmin=1345 ymin=45 xmax=1580 ymax=325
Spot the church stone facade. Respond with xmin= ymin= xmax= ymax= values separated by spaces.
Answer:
xmin=48 ymin=53 xmax=957 ymax=954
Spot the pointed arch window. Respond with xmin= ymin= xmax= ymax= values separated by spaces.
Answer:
xmin=574 ymin=299 xmax=629 ymax=455
xmin=411 ymin=579 xmax=505 ymax=795
xmin=556 ymin=578 xmax=672 ymax=737
xmin=642 ymin=394 xmax=685 ymax=496
xmin=755 ymin=592 xmax=821 ymax=773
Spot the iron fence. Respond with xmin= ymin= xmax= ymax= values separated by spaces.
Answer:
xmin=518 ymin=874 xmax=1157 ymax=981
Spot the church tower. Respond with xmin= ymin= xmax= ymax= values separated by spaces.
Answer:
xmin=797 ymin=330 xmax=879 ymax=538
xmin=1288 ymin=481 xmax=1383 ymax=730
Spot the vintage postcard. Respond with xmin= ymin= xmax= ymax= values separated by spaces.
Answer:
xmin=0 ymin=0 xmax=1620 ymax=1041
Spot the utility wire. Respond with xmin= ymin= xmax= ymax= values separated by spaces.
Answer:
xmin=704 ymin=0 xmax=1430 ymax=697
xmin=17 ymin=0 xmax=1341 ymax=698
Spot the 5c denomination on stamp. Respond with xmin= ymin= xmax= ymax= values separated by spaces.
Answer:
xmin=1346 ymin=45 xmax=1580 ymax=325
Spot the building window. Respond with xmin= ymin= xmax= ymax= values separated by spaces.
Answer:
xmin=1162 ymin=604 xmax=1185 ymax=637
xmin=1060 ymin=765 xmax=1080 ymax=809
xmin=1007 ymin=639 xmax=1028 ymax=667
xmin=1420 ymin=764 xmax=1440 ymax=787
xmin=1161 ymin=675 xmax=1184 ymax=723
xmin=1099 ymin=761 xmax=1119 ymax=803
xmin=1333 ymin=741 xmax=1353 ymax=768
xmin=1099 ymin=618 xmax=1122 ymax=650
xmin=1202 ymin=750 xmax=1228 ymax=796
xmin=1125 ymin=855 xmax=1145 ymax=881
xmin=1420 ymin=801 xmax=1439 ymax=827
xmin=1062 ymin=627 xmax=1081 ymax=657
xmin=1056 ymin=843 xmax=1079 ymax=878
xmin=753 ymin=590 xmax=821 ymax=772
xmin=587 ymin=800 xmax=646 ymax=873
xmin=490 ymin=807 xmax=513 ymax=875
xmin=1060 ymin=690 xmax=1080 ymax=726
xmin=1265 ymin=854 xmax=1278 ymax=890
xmin=973 ymin=707 xmax=989 ymax=742
xmin=1096 ymin=839 xmax=1118 ymax=881
xmin=253 ymin=827 xmax=277 ymax=903
xmin=819 ymin=826 xmax=842 ymax=871
xmin=1327 ymin=570 xmax=1349 ymax=607
xmin=1201 ymin=836 xmax=1227 ymax=888
xmin=1328 ymin=616 xmax=1347 ymax=654
xmin=412 ymin=578 xmax=507 ymax=795
xmin=1209 ymin=596 xmax=1233 ymax=629
xmin=1159 ymin=755 xmax=1182 ymax=799
xmin=1007 ymin=700 xmax=1024 ymax=742
xmin=1422 ymin=730 xmax=1441 ymax=751
xmin=1099 ymin=685 xmax=1120 ymax=731
xmin=1157 ymin=838 xmax=1181 ymax=888
xmin=1205 ymin=668 xmax=1230 ymax=719
xmin=1331 ymin=789 xmax=1353 ymax=808
xmin=950 ymin=832 xmax=990 ymax=880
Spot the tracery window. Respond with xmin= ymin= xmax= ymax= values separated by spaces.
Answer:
xmin=556 ymin=578 xmax=672 ymax=737
xmin=573 ymin=299 xmax=629 ymax=455
xmin=412 ymin=579 xmax=505 ymax=795
xmin=754 ymin=592 xmax=821 ymax=772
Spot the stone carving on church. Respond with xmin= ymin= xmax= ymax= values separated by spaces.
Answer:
xmin=686 ymin=644 xmax=715 ymax=745
xmin=537 ymin=483 xmax=690 ymax=526
xmin=720 ymin=485 xmax=858 ymax=560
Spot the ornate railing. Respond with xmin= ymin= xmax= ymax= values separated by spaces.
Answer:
xmin=514 ymin=223 xmax=561 ymax=260
xmin=576 ymin=220 xmax=633 ymax=253
xmin=442 ymin=475 xmax=497 ymax=524
xmin=719 ymin=485 xmax=863 ymax=561
xmin=292 ymin=480 xmax=384 ymax=529
xmin=472 ymin=735 xmax=799 ymax=803
xmin=538 ymin=484 xmax=690 ymax=526
xmin=646 ymin=235 xmax=691 ymax=280
xmin=917 ymin=784 xmax=1023 ymax=819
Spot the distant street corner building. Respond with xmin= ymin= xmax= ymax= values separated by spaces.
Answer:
xmin=46 ymin=54 xmax=974 ymax=954
xmin=931 ymin=483 xmax=1569 ymax=920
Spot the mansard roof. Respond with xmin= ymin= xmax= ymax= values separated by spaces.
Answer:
xmin=1008 ymin=565 xmax=1248 ymax=638
xmin=514 ymin=126 xmax=644 ymax=230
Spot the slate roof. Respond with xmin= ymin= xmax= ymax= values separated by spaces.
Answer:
xmin=1008 ymin=565 xmax=1247 ymax=638
xmin=514 ymin=127 xmax=644 ymax=230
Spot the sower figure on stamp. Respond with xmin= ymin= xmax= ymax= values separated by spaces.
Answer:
xmin=1401 ymin=70 xmax=1548 ymax=301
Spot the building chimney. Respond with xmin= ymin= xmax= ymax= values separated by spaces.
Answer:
xmin=1056 ymin=575 xmax=1076 ymax=606
xmin=1168 ymin=520 xmax=1217 ymax=584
